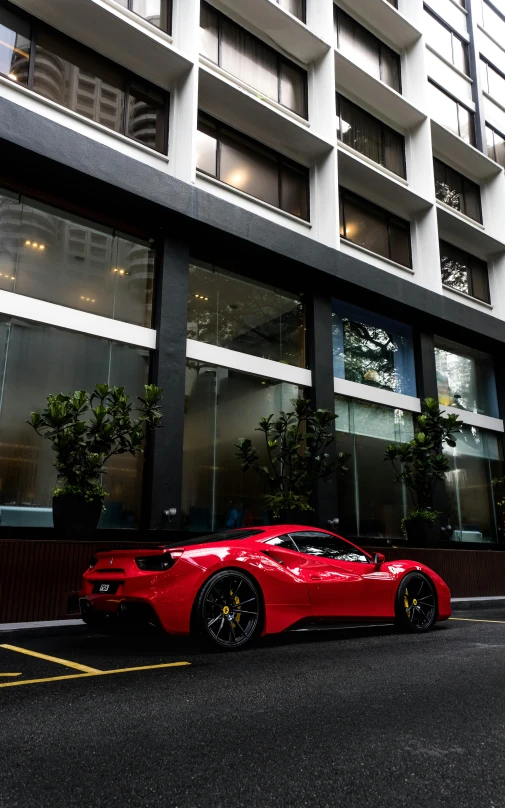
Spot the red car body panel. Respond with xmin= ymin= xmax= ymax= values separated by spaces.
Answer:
xmin=80 ymin=526 xmax=452 ymax=635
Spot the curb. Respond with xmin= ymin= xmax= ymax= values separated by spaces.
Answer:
xmin=451 ymin=597 xmax=505 ymax=611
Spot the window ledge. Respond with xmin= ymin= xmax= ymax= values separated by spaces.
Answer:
xmin=0 ymin=76 xmax=169 ymax=163
xmin=447 ymin=0 xmax=467 ymax=13
xmin=333 ymin=377 xmax=421 ymax=413
xmin=337 ymin=139 xmax=409 ymax=186
xmin=435 ymin=200 xmax=484 ymax=230
xmin=103 ymin=0 xmax=174 ymax=44
xmin=425 ymin=44 xmax=472 ymax=82
xmin=442 ymin=283 xmax=493 ymax=308
xmin=477 ymin=23 xmax=505 ymax=56
xmin=196 ymin=171 xmax=312 ymax=227
xmin=340 ymin=238 xmax=414 ymax=274
xmin=483 ymin=89 xmax=505 ymax=121
xmin=199 ymin=56 xmax=310 ymax=128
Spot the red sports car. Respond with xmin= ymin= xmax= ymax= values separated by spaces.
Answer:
xmin=80 ymin=526 xmax=451 ymax=649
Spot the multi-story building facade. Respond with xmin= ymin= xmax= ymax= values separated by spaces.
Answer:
xmin=1 ymin=0 xmax=505 ymax=545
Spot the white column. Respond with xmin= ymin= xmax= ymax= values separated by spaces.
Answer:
xmin=169 ymin=0 xmax=200 ymax=183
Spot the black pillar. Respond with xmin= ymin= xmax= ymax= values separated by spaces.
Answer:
xmin=467 ymin=0 xmax=487 ymax=154
xmin=306 ymin=290 xmax=339 ymax=527
xmin=414 ymin=331 xmax=438 ymax=402
xmin=143 ymin=232 xmax=189 ymax=530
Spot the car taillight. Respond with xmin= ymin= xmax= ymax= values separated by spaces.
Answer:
xmin=135 ymin=554 xmax=179 ymax=571
xmin=89 ymin=556 xmax=97 ymax=570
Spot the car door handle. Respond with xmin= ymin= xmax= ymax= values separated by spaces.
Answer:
xmin=310 ymin=575 xmax=321 ymax=580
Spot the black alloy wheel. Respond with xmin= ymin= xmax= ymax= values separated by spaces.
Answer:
xmin=395 ymin=572 xmax=437 ymax=632
xmin=196 ymin=570 xmax=261 ymax=650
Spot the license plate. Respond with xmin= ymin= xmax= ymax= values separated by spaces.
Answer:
xmin=92 ymin=581 xmax=120 ymax=594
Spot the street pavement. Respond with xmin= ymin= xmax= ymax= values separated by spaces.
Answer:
xmin=1 ymin=610 xmax=505 ymax=808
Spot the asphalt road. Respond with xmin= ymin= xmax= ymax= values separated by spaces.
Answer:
xmin=1 ymin=611 xmax=505 ymax=808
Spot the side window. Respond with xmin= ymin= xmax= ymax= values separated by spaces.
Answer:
xmin=290 ymin=532 xmax=369 ymax=563
xmin=266 ymin=535 xmax=299 ymax=551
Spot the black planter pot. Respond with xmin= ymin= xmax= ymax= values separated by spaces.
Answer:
xmin=52 ymin=494 xmax=103 ymax=535
xmin=404 ymin=517 xmax=440 ymax=548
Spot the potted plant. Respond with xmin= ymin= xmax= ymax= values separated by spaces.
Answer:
xmin=384 ymin=397 xmax=461 ymax=546
xmin=234 ymin=398 xmax=349 ymax=523
xmin=28 ymin=383 xmax=163 ymax=533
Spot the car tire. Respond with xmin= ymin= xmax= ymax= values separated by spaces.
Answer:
xmin=395 ymin=572 xmax=437 ymax=632
xmin=194 ymin=569 xmax=262 ymax=650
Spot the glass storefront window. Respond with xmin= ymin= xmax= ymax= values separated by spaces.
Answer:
xmin=188 ymin=262 xmax=306 ymax=367
xmin=332 ymin=301 xmax=416 ymax=396
xmin=435 ymin=336 xmax=499 ymax=417
xmin=182 ymin=361 xmax=304 ymax=531
xmin=0 ymin=193 xmax=155 ymax=328
xmin=444 ymin=425 xmax=502 ymax=542
xmin=335 ymin=395 xmax=414 ymax=539
xmin=0 ymin=317 xmax=149 ymax=527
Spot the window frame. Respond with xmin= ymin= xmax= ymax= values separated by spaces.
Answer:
xmin=200 ymin=1 xmax=308 ymax=119
xmin=428 ymin=80 xmax=475 ymax=145
xmin=275 ymin=0 xmax=306 ymax=24
xmin=0 ymin=4 xmax=170 ymax=155
xmin=124 ymin=0 xmax=172 ymax=33
xmin=481 ymin=57 xmax=505 ymax=105
xmin=439 ymin=239 xmax=490 ymax=304
xmin=196 ymin=111 xmax=310 ymax=221
xmin=433 ymin=158 xmax=483 ymax=224
xmin=285 ymin=530 xmax=372 ymax=563
xmin=336 ymin=92 xmax=406 ymax=179
xmin=334 ymin=6 xmax=402 ymax=94
xmin=339 ymin=186 xmax=412 ymax=269
xmin=485 ymin=123 xmax=505 ymax=168
xmin=423 ymin=5 xmax=469 ymax=76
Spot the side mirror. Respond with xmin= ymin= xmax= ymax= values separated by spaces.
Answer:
xmin=373 ymin=553 xmax=385 ymax=566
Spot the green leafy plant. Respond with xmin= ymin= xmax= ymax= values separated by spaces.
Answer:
xmin=234 ymin=398 xmax=349 ymax=518
xmin=384 ymin=397 xmax=462 ymax=522
xmin=28 ymin=384 xmax=163 ymax=500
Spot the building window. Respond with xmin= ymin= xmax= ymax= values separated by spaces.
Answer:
xmin=481 ymin=58 xmax=505 ymax=106
xmin=335 ymin=396 xmax=414 ymax=540
xmin=440 ymin=240 xmax=490 ymax=303
xmin=0 ymin=316 xmax=149 ymax=528
xmin=444 ymin=424 xmax=502 ymax=543
xmin=435 ymin=336 xmax=499 ymax=417
xmin=0 ymin=193 xmax=155 ymax=327
xmin=434 ymin=158 xmax=482 ymax=223
xmin=423 ymin=7 xmax=469 ymax=76
xmin=334 ymin=7 xmax=401 ymax=93
xmin=275 ymin=0 xmax=306 ymax=22
xmin=384 ymin=0 xmax=398 ymax=7
xmin=339 ymin=188 xmax=411 ymax=268
xmin=427 ymin=81 xmax=474 ymax=145
xmin=115 ymin=0 xmax=172 ymax=32
xmin=336 ymin=93 xmax=406 ymax=178
xmin=0 ymin=7 xmax=169 ymax=154
xmin=332 ymin=301 xmax=416 ymax=397
xmin=188 ymin=261 xmax=306 ymax=367
xmin=199 ymin=2 xmax=307 ymax=118
xmin=196 ymin=113 xmax=310 ymax=220
xmin=182 ymin=361 xmax=304 ymax=531
xmin=481 ymin=1 xmax=505 ymax=46
xmin=486 ymin=124 xmax=505 ymax=168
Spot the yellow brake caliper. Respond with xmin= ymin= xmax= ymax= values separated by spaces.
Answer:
xmin=232 ymin=590 xmax=241 ymax=627
xmin=404 ymin=587 xmax=410 ymax=612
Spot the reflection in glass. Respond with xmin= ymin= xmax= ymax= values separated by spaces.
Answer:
xmin=440 ymin=240 xmax=490 ymax=303
xmin=482 ymin=1 xmax=505 ymax=46
xmin=0 ymin=317 xmax=149 ymax=527
xmin=188 ymin=262 xmax=306 ymax=367
xmin=339 ymin=188 xmax=411 ymax=268
xmin=220 ymin=132 xmax=279 ymax=208
xmin=486 ymin=125 xmax=505 ymax=168
xmin=0 ymin=8 xmax=30 ymax=85
xmin=435 ymin=336 xmax=498 ymax=417
xmin=115 ymin=0 xmax=171 ymax=31
xmin=182 ymin=361 xmax=304 ymax=531
xmin=332 ymin=300 xmax=416 ymax=396
xmin=276 ymin=0 xmax=305 ymax=21
xmin=444 ymin=425 xmax=502 ymax=542
xmin=335 ymin=395 xmax=414 ymax=539
xmin=428 ymin=82 xmax=474 ymax=145
xmin=127 ymin=82 xmax=166 ymax=152
xmin=334 ymin=7 xmax=401 ymax=93
xmin=434 ymin=158 xmax=482 ymax=223
xmin=0 ymin=193 xmax=155 ymax=327
xmin=423 ymin=9 xmax=469 ymax=75
xmin=336 ymin=93 xmax=406 ymax=178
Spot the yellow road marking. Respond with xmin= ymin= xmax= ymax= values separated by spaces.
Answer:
xmin=450 ymin=617 xmax=505 ymax=624
xmin=0 ymin=644 xmax=102 ymax=673
xmin=0 ymin=661 xmax=190 ymax=689
xmin=0 ymin=673 xmax=22 ymax=677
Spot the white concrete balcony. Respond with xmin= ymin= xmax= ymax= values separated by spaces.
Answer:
xmin=198 ymin=62 xmax=333 ymax=164
xmin=431 ymin=121 xmax=502 ymax=182
xmin=216 ymin=0 xmax=330 ymax=64
xmin=12 ymin=0 xmax=192 ymax=91
xmin=337 ymin=0 xmax=422 ymax=50
xmin=436 ymin=203 xmax=505 ymax=260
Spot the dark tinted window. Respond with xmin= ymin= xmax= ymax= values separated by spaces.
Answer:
xmin=434 ymin=159 xmax=482 ymax=223
xmin=336 ymin=93 xmax=406 ymax=178
xmin=440 ymin=240 xmax=490 ymax=303
xmin=339 ymin=188 xmax=411 ymax=268
xmin=266 ymin=535 xmax=299 ymax=551
xmin=163 ymin=529 xmax=264 ymax=548
xmin=290 ymin=531 xmax=369 ymax=562
xmin=334 ymin=7 xmax=401 ymax=93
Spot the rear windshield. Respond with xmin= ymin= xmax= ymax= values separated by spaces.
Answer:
xmin=161 ymin=529 xmax=264 ymax=549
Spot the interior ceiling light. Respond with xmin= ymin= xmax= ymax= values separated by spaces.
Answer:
xmin=8 ymin=73 xmax=17 ymax=81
